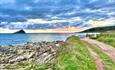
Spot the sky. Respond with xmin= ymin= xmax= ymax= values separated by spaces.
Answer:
xmin=0 ymin=0 xmax=115 ymax=32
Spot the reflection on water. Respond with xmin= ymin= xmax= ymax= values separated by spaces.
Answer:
xmin=0 ymin=33 xmax=86 ymax=45
xmin=28 ymin=33 xmax=73 ymax=42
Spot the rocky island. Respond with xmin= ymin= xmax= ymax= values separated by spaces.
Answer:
xmin=15 ymin=29 xmax=26 ymax=34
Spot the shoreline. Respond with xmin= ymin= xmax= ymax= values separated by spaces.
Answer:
xmin=0 ymin=41 xmax=66 ymax=69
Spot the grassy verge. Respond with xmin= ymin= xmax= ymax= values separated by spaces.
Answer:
xmin=51 ymin=36 xmax=96 ymax=70
xmin=84 ymin=41 xmax=115 ymax=70
xmin=95 ymin=33 xmax=115 ymax=48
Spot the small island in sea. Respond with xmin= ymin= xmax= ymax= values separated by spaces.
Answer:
xmin=15 ymin=29 xmax=26 ymax=34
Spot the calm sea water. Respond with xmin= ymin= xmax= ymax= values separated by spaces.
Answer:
xmin=0 ymin=33 xmax=86 ymax=45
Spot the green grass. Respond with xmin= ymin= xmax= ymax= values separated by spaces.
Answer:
xmin=51 ymin=36 xmax=96 ymax=70
xmin=95 ymin=33 xmax=115 ymax=48
xmin=84 ymin=41 xmax=115 ymax=70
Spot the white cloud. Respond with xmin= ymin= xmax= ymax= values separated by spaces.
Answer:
xmin=27 ymin=17 xmax=82 ymax=24
xmin=70 ymin=17 xmax=82 ymax=22
xmin=107 ymin=12 xmax=115 ymax=16
xmin=87 ymin=17 xmax=115 ymax=27
xmin=0 ymin=22 xmax=8 ymax=25
xmin=51 ymin=16 xmax=59 ymax=19
xmin=25 ymin=6 xmax=32 ymax=10
xmin=27 ymin=19 xmax=64 ymax=24
xmin=65 ymin=11 xmax=76 ymax=15
xmin=83 ymin=8 xmax=106 ymax=13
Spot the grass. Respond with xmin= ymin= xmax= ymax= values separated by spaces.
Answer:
xmin=94 ymin=33 xmax=115 ymax=48
xmin=84 ymin=41 xmax=115 ymax=70
xmin=51 ymin=36 xmax=96 ymax=70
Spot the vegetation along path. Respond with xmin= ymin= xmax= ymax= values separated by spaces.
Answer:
xmin=82 ymin=38 xmax=115 ymax=62
xmin=87 ymin=47 xmax=104 ymax=70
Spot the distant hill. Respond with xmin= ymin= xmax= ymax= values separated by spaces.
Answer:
xmin=82 ymin=26 xmax=115 ymax=32
xmin=15 ymin=29 xmax=26 ymax=34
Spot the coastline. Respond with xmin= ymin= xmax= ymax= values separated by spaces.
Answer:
xmin=0 ymin=41 xmax=66 ymax=69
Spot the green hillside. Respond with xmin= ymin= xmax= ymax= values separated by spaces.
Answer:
xmin=82 ymin=26 xmax=115 ymax=32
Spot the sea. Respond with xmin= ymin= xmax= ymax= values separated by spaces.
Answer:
xmin=0 ymin=33 xmax=86 ymax=46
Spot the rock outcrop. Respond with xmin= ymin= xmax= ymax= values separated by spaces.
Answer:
xmin=0 ymin=41 xmax=65 ymax=69
xmin=15 ymin=29 xmax=26 ymax=34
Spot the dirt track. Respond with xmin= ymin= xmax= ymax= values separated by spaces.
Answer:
xmin=82 ymin=38 xmax=115 ymax=62
xmin=87 ymin=47 xmax=104 ymax=70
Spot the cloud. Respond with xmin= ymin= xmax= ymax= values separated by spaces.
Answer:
xmin=87 ymin=17 xmax=115 ymax=27
xmin=0 ymin=0 xmax=115 ymax=30
xmin=27 ymin=17 xmax=82 ymax=24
